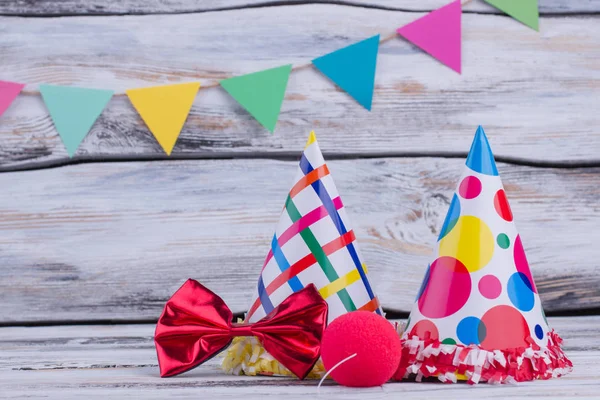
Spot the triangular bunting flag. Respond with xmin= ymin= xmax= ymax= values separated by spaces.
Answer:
xmin=220 ymin=65 xmax=292 ymax=133
xmin=312 ymin=35 xmax=379 ymax=110
xmin=126 ymin=82 xmax=200 ymax=155
xmin=397 ymin=0 xmax=462 ymax=73
xmin=484 ymin=0 xmax=539 ymax=31
xmin=40 ymin=85 xmax=114 ymax=157
xmin=0 ymin=81 xmax=25 ymax=118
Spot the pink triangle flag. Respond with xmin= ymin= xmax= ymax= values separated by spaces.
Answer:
xmin=0 ymin=80 xmax=25 ymax=118
xmin=397 ymin=0 xmax=462 ymax=74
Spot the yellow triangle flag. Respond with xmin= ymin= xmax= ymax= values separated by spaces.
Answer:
xmin=126 ymin=82 xmax=200 ymax=155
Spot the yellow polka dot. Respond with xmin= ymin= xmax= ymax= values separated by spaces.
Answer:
xmin=439 ymin=215 xmax=494 ymax=273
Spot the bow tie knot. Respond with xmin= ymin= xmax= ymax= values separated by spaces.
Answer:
xmin=229 ymin=323 xmax=254 ymax=337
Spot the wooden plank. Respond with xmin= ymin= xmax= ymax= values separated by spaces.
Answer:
xmin=2 ymin=317 xmax=597 ymax=370
xmin=0 ymin=158 xmax=597 ymax=323
xmin=1 ymin=364 xmax=598 ymax=400
xmin=0 ymin=0 xmax=597 ymax=16
xmin=0 ymin=6 xmax=599 ymax=169
xmin=0 ymin=317 xmax=598 ymax=399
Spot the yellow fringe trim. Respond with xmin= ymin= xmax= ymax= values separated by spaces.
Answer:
xmin=221 ymin=336 xmax=326 ymax=379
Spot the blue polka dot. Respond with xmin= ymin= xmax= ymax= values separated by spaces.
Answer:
xmin=508 ymin=272 xmax=535 ymax=312
xmin=535 ymin=324 xmax=544 ymax=340
xmin=416 ymin=264 xmax=430 ymax=301
xmin=456 ymin=316 xmax=486 ymax=345
xmin=438 ymin=194 xmax=461 ymax=241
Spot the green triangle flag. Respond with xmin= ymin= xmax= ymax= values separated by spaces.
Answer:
xmin=220 ymin=65 xmax=292 ymax=133
xmin=40 ymin=85 xmax=114 ymax=157
xmin=484 ymin=0 xmax=539 ymax=31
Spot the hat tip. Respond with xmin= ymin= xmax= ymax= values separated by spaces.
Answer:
xmin=305 ymin=130 xmax=317 ymax=149
xmin=465 ymin=126 xmax=499 ymax=176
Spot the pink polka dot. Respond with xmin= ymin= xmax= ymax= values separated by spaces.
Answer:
xmin=514 ymin=235 xmax=537 ymax=293
xmin=410 ymin=319 xmax=439 ymax=341
xmin=458 ymin=176 xmax=482 ymax=199
xmin=478 ymin=275 xmax=502 ymax=299
xmin=418 ymin=257 xmax=471 ymax=318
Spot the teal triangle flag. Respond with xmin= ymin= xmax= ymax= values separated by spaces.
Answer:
xmin=465 ymin=125 xmax=498 ymax=176
xmin=312 ymin=35 xmax=380 ymax=110
xmin=40 ymin=85 xmax=114 ymax=157
xmin=220 ymin=65 xmax=292 ymax=133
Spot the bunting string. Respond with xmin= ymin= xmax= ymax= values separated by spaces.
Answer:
xmin=15 ymin=0 xmax=476 ymax=97
xmin=0 ymin=0 xmax=540 ymax=156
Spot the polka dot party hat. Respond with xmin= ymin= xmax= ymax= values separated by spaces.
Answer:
xmin=222 ymin=130 xmax=383 ymax=379
xmin=395 ymin=126 xmax=572 ymax=384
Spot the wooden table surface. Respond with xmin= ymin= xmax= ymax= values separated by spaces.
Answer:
xmin=1 ymin=317 xmax=599 ymax=399
xmin=0 ymin=0 xmax=598 ymax=398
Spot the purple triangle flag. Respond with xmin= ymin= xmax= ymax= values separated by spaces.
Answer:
xmin=397 ymin=0 xmax=462 ymax=73
xmin=0 ymin=81 xmax=25 ymax=118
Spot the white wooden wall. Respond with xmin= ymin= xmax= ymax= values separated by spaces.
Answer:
xmin=0 ymin=0 xmax=598 ymax=325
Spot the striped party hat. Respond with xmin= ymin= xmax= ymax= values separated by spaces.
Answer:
xmin=223 ymin=130 xmax=382 ymax=378
xmin=395 ymin=126 xmax=572 ymax=384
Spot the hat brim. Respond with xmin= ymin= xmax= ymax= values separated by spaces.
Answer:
xmin=395 ymin=329 xmax=572 ymax=384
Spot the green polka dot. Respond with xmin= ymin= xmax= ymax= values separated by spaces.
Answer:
xmin=441 ymin=338 xmax=456 ymax=345
xmin=497 ymin=233 xmax=510 ymax=249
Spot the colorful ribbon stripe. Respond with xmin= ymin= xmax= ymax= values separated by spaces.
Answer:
xmin=246 ymin=131 xmax=381 ymax=323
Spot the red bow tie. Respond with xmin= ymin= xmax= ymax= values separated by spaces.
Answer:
xmin=155 ymin=279 xmax=328 ymax=379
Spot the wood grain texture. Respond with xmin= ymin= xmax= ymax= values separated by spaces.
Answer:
xmin=0 ymin=5 xmax=599 ymax=170
xmin=0 ymin=158 xmax=597 ymax=323
xmin=1 ymin=0 xmax=598 ymax=16
xmin=1 ymin=363 xmax=596 ymax=399
xmin=2 ymin=317 xmax=596 ymax=370
xmin=0 ymin=317 xmax=597 ymax=399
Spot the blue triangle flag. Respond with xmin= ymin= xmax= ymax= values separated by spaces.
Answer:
xmin=312 ymin=35 xmax=380 ymax=110
xmin=465 ymin=126 xmax=499 ymax=176
xmin=40 ymin=85 xmax=114 ymax=157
